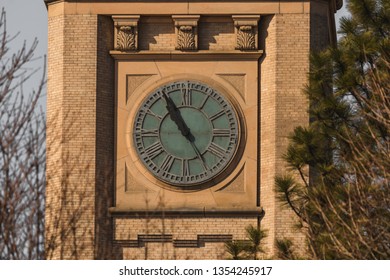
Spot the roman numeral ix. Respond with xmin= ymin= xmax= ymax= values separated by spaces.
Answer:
xmin=139 ymin=129 xmax=159 ymax=137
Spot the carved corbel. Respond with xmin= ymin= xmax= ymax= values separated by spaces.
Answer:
xmin=112 ymin=15 xmax=140 ymax=51
xmin=232 ymin=15 xmax=260 ymax=51
xmin=172 ymin=15 xmax=200 ymax=51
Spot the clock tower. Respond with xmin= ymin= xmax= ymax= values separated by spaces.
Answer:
xmin=45 ymin=0 xmax=342 ymax=259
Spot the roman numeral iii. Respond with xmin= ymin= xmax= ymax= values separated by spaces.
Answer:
xmin=208 ymin=142 xmax=227 ymax=158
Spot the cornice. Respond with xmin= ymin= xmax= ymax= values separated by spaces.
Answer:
xmin=44 ymin=0 xmax=343 ymax=11
xmin=109 ymin=50 xmax=264 ymax=61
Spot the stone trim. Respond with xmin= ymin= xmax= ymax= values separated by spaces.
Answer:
xmin=172 ymin=15 xmax=200 ymax=51
xmin=109 ymin=50 xmax=263 ymax=60
xmin=114 ymin=234 xmax=233 ymax=248
xmin=112 ymin=15 xmax=140 ymax=51
xmin=232 ymin=15 xmax=260 ymax=51
xmin=109 ymin=208 xmax=265 ymax=218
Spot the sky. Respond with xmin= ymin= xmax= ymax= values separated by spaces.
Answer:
xmin=0 ymin=0 xmax=349 ymax=108
xmin=1 ymin=0 xmax=48 ymax=109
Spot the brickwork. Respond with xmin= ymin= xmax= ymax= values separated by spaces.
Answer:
xmin=273 ymin=13 xmax=310 ymax=254
xmin=46 ymin=13 xmax=99 ymax=259
xmin=116 ymin=217 xmax=257 ymax=259
xmin=198 ymin=19 xmax=235 ymax=50
xmin=95 ymin=15 xmax=117 ymax=259
xmin=259 ymin=14 xmax=278 ymax=257
xmin=260 ymin=13 xmax=310 ymax=256
xmin=115 ymin=217 xmax=256 ymax=241
xmin=139 ymin=17 xmax=175 ymax=51
xmin=123 ymin=243 xmax=227 ymax=260
xmin=45 ymin=12 xmax=65 ymax=260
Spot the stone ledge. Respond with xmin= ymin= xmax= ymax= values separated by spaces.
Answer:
xmin=109 ymin=50 xmax=263 ymax=60
xmin=114 ymin=234 xmax=233 ymax=248
xmin=109 ymin=208 xmax=265 ymax=218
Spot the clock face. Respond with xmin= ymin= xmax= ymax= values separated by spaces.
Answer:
xmin=133 ymin=80 xmax=239 ymax=187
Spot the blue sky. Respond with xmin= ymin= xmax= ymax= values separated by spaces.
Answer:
xmin=1 ymin=0 xmax=349 ymax=107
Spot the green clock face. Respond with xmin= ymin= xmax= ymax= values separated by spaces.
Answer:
xmin=133 ymin=80 xmax=239 ymax=187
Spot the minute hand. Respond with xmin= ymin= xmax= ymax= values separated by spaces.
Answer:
xmin=189 ymin=141 xmax=209 ymax=171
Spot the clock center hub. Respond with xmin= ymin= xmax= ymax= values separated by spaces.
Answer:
xmin=160 ymin=107 xmax=212 ymax=160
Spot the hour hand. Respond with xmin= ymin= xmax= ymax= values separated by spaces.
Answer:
xmin=162 ymin=92 xmax=176 ymax=116
xmin=162 ymin=92 xmax=190 ymax=137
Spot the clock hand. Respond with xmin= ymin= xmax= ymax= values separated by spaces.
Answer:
xmin=189 ymin=141 xmax=209 ymax=171
xmin=162 ymin=92 xmax=190 ymax=137
xmin=162 ymin=91 xmax=208 ymax=170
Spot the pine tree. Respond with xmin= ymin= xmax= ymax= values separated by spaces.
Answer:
xmin=276 ymin=0 xmax=389 ymax=259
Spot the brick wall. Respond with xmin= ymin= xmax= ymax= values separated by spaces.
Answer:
xmin=95 ymin=15 xmax=117 ymax=259
xmin=116 ymin=217 xmax=257 ymax=260
xmin=45 ymin=12 xmax=65 ymax=260
xmin=198 ymin=18 xmax=235 ymax=50
xmin=259 ymin=14 xmax=278 ymax=257
xmin=46 ymin=13 xmax=99 ymax=259
xmin=139 ymin=17 xmax=175 ymax=51
xmin=123 ymin=243 xmax=227 ymax=260
xmin=260 ymin=12 xmax=310 ymax=257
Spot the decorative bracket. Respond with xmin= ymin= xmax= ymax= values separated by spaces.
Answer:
xmin=172 ymin=15 xmax=200 ymax=51
xmin=112 ymin=15 xmax=140 ymax=52
xmin=232 ymin=15 xmax=260 ymax=51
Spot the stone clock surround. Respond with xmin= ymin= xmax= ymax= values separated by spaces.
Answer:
xmin=115 ymin=64 xmax=260 ymax=208
xmin=45 ymin=0 xmax=341 ymax=259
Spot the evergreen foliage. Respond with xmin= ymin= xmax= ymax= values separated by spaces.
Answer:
xmin=275 ymin=238 xmax=298 ymax=260
xmin=225 ymin=225 xmax=267 ymax=260
xmin=275 ymin=0 xmax=389 ymax=259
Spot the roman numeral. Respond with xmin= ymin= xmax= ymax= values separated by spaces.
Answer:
xmin=212 ymin=129 xmax=231 ymax=137
xmin=181 ymin=87 xmax=192 ymax=106
xmin=182 ymin=159 xmax=190 ymax=177
xmin=143 ymin=141 xmax=164 ymax=159
xmin=140 ymin=129 xmax=159 ymax=137
xmin=199 ymin=95 xmax=209 ymax=109
xmin=209 ymin=110 xmax=225 ymax=121
xmin=208 ymin=142 xmax=227 ymax=158
xmin=146 ymin=109 xmax=162 ymax=120
xmin=160 ymin=154 xmax=174 ymax=173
